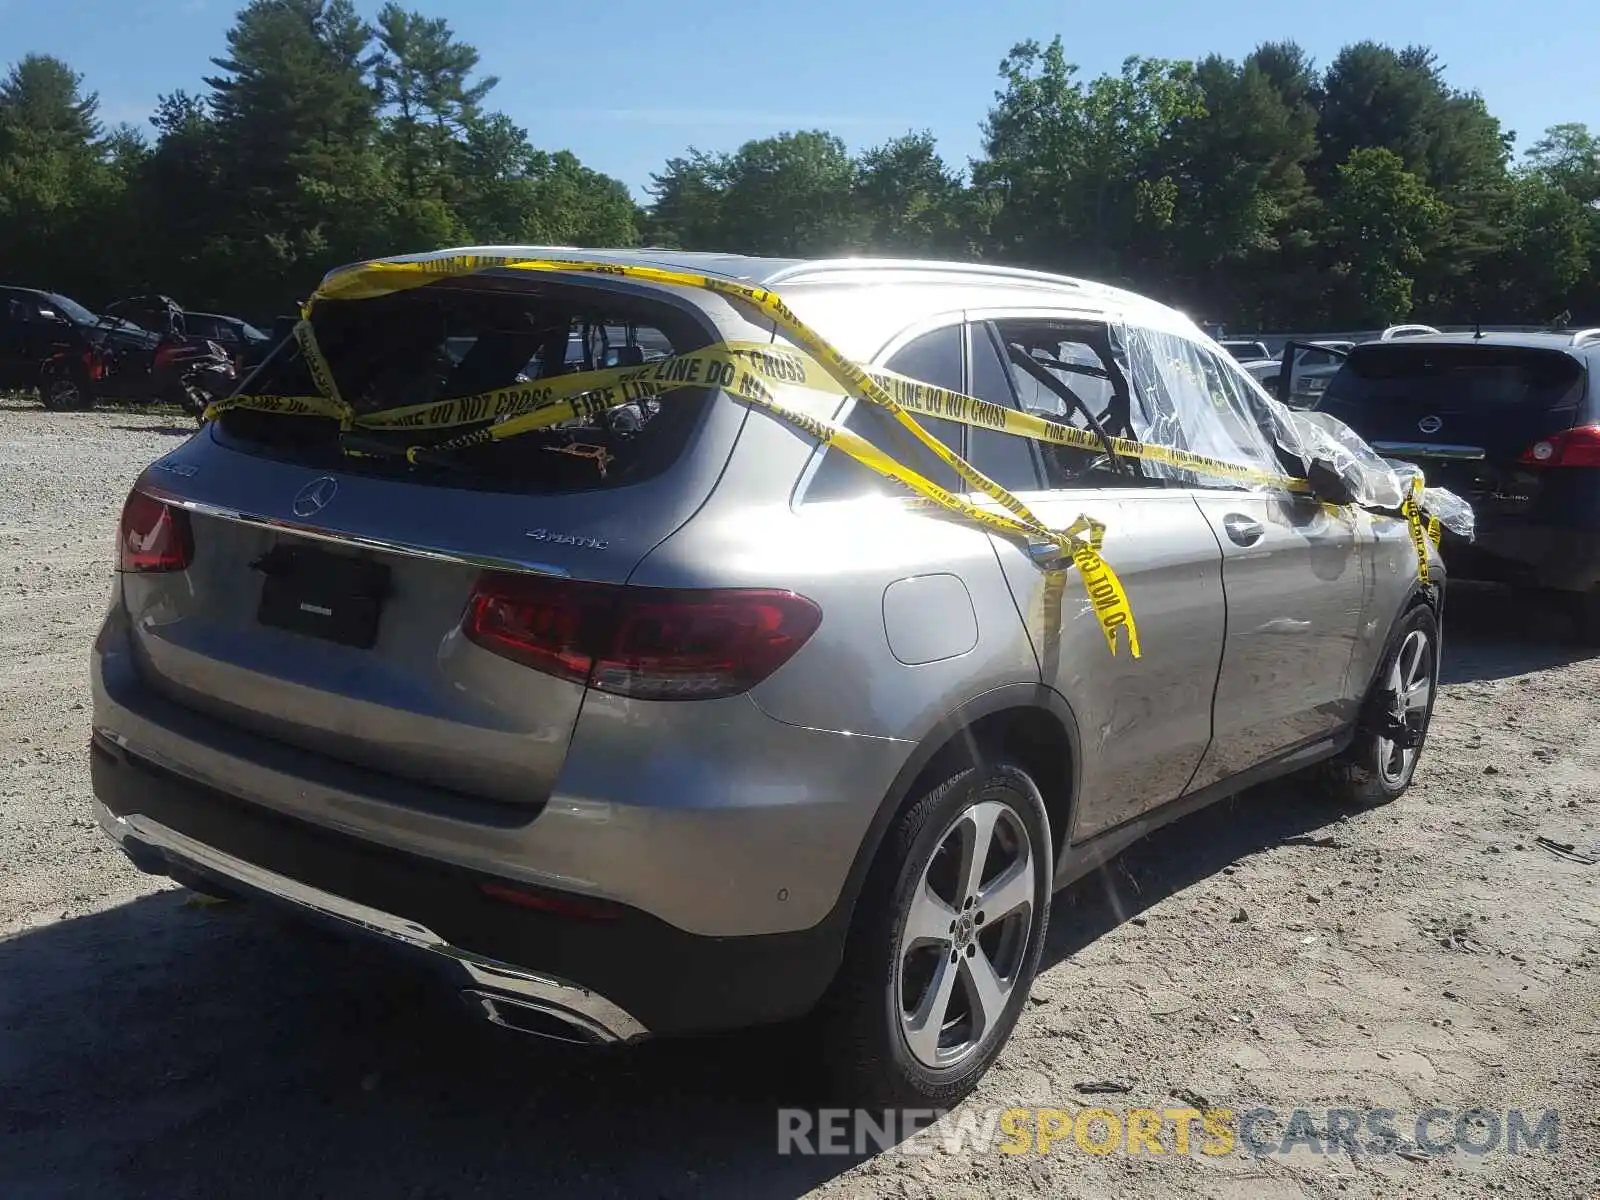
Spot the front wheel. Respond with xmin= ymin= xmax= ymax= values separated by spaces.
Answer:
xmin=39 ymin=366 xmax=93 ymax=411
xmin=817 ymin=764 xmax=1052 ymax=1107
xmin=1320 ymin=603 xmax=1440 ymax=806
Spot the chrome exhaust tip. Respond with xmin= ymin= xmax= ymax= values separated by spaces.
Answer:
xmin=461 ymin=989 xmax=618 ymax=1045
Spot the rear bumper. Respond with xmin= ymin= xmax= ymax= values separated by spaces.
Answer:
xmin=91 ymin=734 xmax=855 ymax=1036
xmin=1445 ymin=521 xmax=1600 ymax=593
xmin=92 ymin=599 xmax=907 ymax=940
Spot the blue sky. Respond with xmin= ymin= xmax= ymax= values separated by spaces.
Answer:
xmin=4 ymin=0 xmax=1595 ymax=198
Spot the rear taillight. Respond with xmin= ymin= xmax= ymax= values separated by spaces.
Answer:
xmin=463 ymin=573 xmax=821 ymax=700
xmin=118 ymin=490 xmax=193 ymax=572
xmin=1518 ymin=425 xmax=1600 ymax=468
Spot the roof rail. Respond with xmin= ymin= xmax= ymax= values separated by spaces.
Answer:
xmin=767 ymin=257 xmax=1091 ymax=292
xmin=766 ymin=258 xmax=1180 ymax=316
xmin=1571 ymin=328 xmax=1600 ymax=347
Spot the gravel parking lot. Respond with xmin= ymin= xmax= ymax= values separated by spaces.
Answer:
xmin=3 ymin=400 xmax=1598 ymax=1200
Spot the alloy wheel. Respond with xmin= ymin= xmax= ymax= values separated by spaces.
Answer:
xmin=895 ymin=799 xmax=1036 ymax=1070
xmin=1378 ymin=628 xmax=1433 ymax=786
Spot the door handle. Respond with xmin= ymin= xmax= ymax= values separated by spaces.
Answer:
xmin=1222 ymin=513 xmax=1264 ymax=547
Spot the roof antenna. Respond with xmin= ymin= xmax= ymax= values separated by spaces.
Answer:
xmin=1474 ymin=320 xmax=1482 ymax=341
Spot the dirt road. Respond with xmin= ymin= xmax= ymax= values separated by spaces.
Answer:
xmin=2 ymin=402 xmax=1597 ymax=1199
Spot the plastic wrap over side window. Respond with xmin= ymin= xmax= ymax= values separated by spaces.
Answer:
xmin=1112 ymin=321 xmax=1286 ymax=491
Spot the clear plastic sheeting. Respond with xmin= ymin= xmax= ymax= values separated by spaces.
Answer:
xmin=1112 ymin=321 xmax=1475 ymax=541
xmin=1421 ymin=487 xmax=1476 ymax=539
xmin=1112 ymin=323 xmax=1287 ymax=488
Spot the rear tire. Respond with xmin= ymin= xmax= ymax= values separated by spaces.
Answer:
xmin=1319 ymin=604 xmax=1440 ymax=807
xmin=816 ymin=763 xmax=1052 ymax=1108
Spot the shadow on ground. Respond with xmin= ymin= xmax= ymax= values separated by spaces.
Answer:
xmin=1437 ymin=581 xmax=1599 ymax=684
xmin=0 ymin=794 xmax=1350 ymax=1200
xmin=0 ymin=604 xmax=1584 ymax=1199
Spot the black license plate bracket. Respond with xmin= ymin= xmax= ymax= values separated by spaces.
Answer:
xmin=254 ymin=542 xmax=390 ymax=649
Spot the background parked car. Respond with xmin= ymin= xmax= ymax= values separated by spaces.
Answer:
xmin=1 ymin=285 xmax=234 ymax=413
xmin=1287 ymin=327 xmax=1600 ymax=638
xmin=1261 ymin=340 xmax=1355 ymax=407
xmin=183 ymin=312 xmax=273 ymax=372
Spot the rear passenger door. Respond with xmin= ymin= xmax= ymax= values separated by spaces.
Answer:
xmin=1167 ymin=342 xmax=1370 ymax=789
xmin=967 ymin=315 xmax=1228 ymax=842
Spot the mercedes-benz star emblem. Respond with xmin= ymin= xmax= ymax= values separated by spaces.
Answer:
xmin=292 ymin=476 xmax=339 ymax=518
xmin=1417 ymin=415 xmax=1443 ymax=434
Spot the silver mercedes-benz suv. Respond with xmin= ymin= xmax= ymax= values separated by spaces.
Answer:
xmin=92 ymin=250 xmax=1445 ymax=1106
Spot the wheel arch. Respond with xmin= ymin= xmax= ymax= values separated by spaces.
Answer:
xmin=1356 ymin=577 xmax=1443 ymax=720
xmin=833 ymin=684 xmax=1080 ymax=929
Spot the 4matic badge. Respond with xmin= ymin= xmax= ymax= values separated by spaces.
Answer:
xmin=525 ymin=528 xmax=609 ymax=550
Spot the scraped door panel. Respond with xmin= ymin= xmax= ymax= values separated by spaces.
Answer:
xmin=1186 ymin=490 xmax=1367 ymax=789
xmin=989 ymin=490 xmax=1226 ymax=841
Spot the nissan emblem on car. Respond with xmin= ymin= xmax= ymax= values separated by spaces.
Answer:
xmin=292 ymin=476 xmax=339 ymax=518
xmin=1418 ymin=415 xmax=1443 ymax=434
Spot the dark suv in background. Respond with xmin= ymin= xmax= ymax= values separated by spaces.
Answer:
xmin=0 ymin=285 xmax=162 ymax=403
xmin=1287 ymin=329 xmax=1600 ymax=638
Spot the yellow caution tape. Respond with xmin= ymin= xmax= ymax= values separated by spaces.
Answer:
xmin=209 ymin=340 xmax=1306 ymax=495
xmin=1404 ymin=475 xmax=1431 ymax=586
xmin=214 ymin=255 xmax=1151 ymax=657
xmin=201 ymin=254 xmax=1439 ymax=659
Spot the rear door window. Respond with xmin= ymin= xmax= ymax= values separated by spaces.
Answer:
xmin=806 ymin=324 xmax=966 ymax=500
xmin=965 ymin=322 xmax=1041 ymax=491
xmin=216 ymin=282 xmax=712 ymax=494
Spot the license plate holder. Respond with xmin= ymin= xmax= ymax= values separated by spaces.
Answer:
xmin=254 ymin=542 xmax=389 ymax=649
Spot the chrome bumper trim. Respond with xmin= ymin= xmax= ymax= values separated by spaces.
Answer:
xmin=1372 ymin=441 xmax=1486 ymax=461
xmin=94 ymin=801 xmax=649 ymax=1044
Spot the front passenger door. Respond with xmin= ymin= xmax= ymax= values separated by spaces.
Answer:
xmin=1179 ymin=345 xmax=1369 ymax=788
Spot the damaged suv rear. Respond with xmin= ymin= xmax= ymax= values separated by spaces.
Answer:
xmin=93 ymin=250 xmax=1467 ymax=1105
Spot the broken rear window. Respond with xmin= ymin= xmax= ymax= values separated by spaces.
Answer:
xmin=217 ymin=281 xmax=712 ymax=494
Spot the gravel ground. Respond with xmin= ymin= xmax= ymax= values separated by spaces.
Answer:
xmin=2 ymin=400 xmax=1598 ymax=1200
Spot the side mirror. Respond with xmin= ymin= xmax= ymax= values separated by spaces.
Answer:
xmin=1305 ymin=457 xmax=1358 ymax=506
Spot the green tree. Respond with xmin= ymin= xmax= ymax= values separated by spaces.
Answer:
xmin=373 ymin=4 xmax=496 ymax=203
xmin=0 ymin=54 xmax=128 ymax=298
xmin=645 ymin=150 xmax=728 ymax=249
xmin=453 ymin=113 xmax=639 ymax=246
xmin=975 ymin=42 xmax=1201 ymax=284
xmin=853 ymin=131 xmax=975 ymax=256
xmin=1323 ymin=146 xmax=1450 ymax=324
xmin=1522 ymin=123 xmax=1600 ymax=318
xmin=1315 ymin=43 xmax=1512 ymax=314
xmin=1161 ymin=49 xmax=1320 ymax=326
xmin=715 ymin=131 xmax=863 ymax=255
xmin=202 ymin=0 xmax=384 ymax=310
